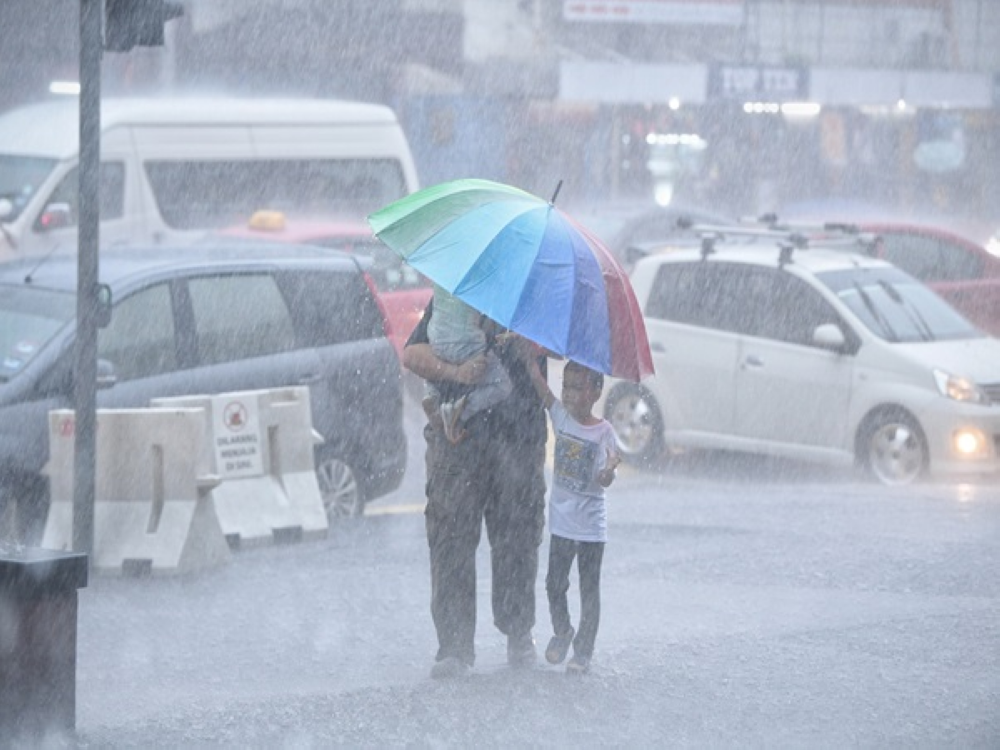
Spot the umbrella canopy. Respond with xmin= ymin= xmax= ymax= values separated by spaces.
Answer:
xmin=368 ymin=179 xmax=654 ymax=381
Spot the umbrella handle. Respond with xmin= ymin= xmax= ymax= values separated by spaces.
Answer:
xmin=549 ymin=179 xmax=563 ymax=206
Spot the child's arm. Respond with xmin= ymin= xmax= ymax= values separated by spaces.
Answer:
xmin=596 ymin=447 xmax=621 ymax=487
xmin=516 ymin=338 xmax=555 ymax=409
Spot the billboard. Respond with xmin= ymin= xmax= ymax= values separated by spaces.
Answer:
xmin=562 ymin=0 xmax=743 ymax=25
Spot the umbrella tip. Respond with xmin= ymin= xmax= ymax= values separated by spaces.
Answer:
xmin=549 ymin=180 xmax=563 ymax=206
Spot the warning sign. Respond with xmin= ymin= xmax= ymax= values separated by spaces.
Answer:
xmin=212 ymin=396 xmax=264 ymax=478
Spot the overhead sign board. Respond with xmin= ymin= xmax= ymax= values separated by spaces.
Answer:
xmin=708 ymin=64 xmax=809 ymax=101
xmin=563 ymin=0 xmax=743 ymax=25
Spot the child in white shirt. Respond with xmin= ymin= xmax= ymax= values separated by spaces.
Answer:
xmin=522 ymin=351 xmax=620 ymax=674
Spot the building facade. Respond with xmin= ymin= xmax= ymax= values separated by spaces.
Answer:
xmin=2 ymin=0 xmax=997 ymax=229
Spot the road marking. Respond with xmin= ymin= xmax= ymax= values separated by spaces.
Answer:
xmin=367 ymin=502 xmax=426 ymax=516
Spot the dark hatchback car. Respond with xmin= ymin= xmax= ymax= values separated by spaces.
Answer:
xmin=0 ymin=243 xmax=406 ymax=541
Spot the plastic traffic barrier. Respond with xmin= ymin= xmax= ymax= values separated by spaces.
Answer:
xmin=41 ymin=408 xmax=230 ymax=576
xmin=151 ymin=387 xmax=327 ymax=549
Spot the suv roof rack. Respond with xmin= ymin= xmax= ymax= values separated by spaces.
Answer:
xmin=624 ymin=214 xmax=879 ymax=268
xmin=754 ymin=212 xmax=863 ymax=235
xmin=685 ymin=215 xmax=879 ymax=266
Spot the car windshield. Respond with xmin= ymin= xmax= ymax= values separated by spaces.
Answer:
xmin=816 ymin=266 xmax=982 ymax=343
xmin=0 ymin=285 xmax=76 ymax=382
xmin=0 ymin=154 xmax=58 ymax=222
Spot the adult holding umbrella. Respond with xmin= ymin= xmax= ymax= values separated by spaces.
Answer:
xmin=369 ymin=179 xmax=652 ymax=679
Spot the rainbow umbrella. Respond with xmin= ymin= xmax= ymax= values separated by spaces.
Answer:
xmin=368 ymin=178 xmax=654 ymax=382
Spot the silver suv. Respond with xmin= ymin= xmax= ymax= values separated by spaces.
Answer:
xmin=0 ymin=242 xmax=406 ymax=542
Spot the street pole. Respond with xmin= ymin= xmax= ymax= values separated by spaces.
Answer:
xmin=73 ymin=0 xmax=102 ymax=558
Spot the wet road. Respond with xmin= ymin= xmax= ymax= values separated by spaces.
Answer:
xmin=60 ymin=399 xmax=1000 ymax=747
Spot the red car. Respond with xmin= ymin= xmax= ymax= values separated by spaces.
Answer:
xmin=218 ymin=212 xmax=432 ymax=360
xmin=860 ymin=223 xmax=1000 ymax=337
xmin=770 ymin=211 xmax=1000 ymax=337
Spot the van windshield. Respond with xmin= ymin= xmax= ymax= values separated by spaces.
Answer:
xmin=0 ymin=285 xmax=75 ymax=382
xmin=0 ymin=155 xmax=58 ymax=222
xmin=145 ymin=159 xmax=408 ymax=230
xmin=817 ymin=266 xmax=983 ymax=343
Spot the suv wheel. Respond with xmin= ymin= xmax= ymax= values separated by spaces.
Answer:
xmin=604 ymin=384 xmax=664 ymax=467
xmin=316 ymin=456 xmax=363 ymax=520
xmin=859 ymin=410 xmax=927 ymax=485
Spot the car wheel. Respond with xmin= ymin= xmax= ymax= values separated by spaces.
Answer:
xmin=604 ymin=384 xmax=664 ymax=467
xmin=315 ymin=456 xmax=363 ymax=520
xmin=859 ymin=410 xmax=928 ymax=486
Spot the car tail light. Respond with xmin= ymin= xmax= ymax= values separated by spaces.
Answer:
xmin=362 ymin=271 xmax=392 ymax=340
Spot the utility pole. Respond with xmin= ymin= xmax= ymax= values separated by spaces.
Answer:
xmin=73 ymin=0 xmax=102 ymax=558
xmin=73 ymin=0 xmax=183 ymax=558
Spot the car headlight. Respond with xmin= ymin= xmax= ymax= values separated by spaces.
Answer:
xmin=952 ymin=428 xmax=988 ymax=457
xmin=933 ymin=369 xmax=988 ymax=404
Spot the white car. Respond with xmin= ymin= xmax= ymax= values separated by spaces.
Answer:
xmin=604 ymin=241 xmax=1000 ymax=485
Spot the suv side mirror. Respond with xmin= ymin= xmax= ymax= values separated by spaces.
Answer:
xmin=96 ymin=358 xmax=118 ymax=389
xmin=813 ymin=323 xmax=846 ymax=351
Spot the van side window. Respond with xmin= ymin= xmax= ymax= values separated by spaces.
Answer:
xmin=98 ymin=283 xmax=176 ymax=380
xmin=187 ymin=275 xmax=296 ymax=365
xmin=144 ymin=159 xmax=407 ymax=230
xmin=275 ymin=270 xmax=384 ymax=346
xmin=35 ymin=162 xmax=126 ymax=227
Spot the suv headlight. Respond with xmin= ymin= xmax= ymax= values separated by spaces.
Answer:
xmin=933 ymin=369 xmax=988 ymax=404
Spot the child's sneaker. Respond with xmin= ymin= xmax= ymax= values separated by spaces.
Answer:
xmin=545 ymin=627 xmax=575 ymax=665
xmin=565 ymin=654 xmax=590 ymax=675
xmin=440 ymin=395 xmax=468 ymax=445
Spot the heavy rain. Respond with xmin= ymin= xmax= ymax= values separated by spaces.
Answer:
xmin=0 ymin=1 xmax=999 ymax=747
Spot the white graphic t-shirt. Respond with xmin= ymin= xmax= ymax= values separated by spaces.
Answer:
xmin=548 ymin=400 xmax=619 ymax=543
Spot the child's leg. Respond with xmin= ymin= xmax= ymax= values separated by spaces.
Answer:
xmin=573 ymin=541 xmax=605 ymax=659
xmin=545 ymin=534 xmax=576 ymax=637
xmin=457 ymin=350 xmax=512 ymax=421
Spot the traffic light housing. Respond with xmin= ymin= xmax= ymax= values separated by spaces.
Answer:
xmin=105 ymin=0 xmax=184 ymax=52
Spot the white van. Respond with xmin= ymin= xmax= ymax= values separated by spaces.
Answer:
xmin=0 ymin=97 xmax=419 ymax=261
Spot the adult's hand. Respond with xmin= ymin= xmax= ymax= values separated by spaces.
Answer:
xmin=403 ymin=342 xmax=487 ymax=385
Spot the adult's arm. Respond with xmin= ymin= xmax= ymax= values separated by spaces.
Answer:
xmin=403 ymin=342 xmax=486 ymax=386
xmin=402 ymin=299 xmax=486 ymax=386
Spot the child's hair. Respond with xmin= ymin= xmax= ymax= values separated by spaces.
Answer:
xmin=565 ymin=361 xmax=604 ymax=392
